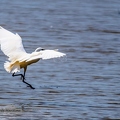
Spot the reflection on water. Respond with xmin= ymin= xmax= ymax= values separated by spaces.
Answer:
xmin=0 ymin=0 xmax=120 ymax=119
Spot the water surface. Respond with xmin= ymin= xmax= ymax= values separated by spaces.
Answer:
xmin=0 ymin=0 xmax=120 ymax=119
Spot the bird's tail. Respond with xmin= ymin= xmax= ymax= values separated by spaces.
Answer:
xmin=4 ymin=61 xmax=20 ymax=73
xmin=4 ymin=61 xmax=11 ymax=73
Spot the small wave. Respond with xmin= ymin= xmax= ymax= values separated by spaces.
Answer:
xmin=87 ymin=27 xmax=120 ymax=34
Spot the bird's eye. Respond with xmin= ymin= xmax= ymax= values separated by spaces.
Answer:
xmin=40 ymin=48 xmax=45 ymax=51
xmin=35 ymin=47 xmax=45 ymax=52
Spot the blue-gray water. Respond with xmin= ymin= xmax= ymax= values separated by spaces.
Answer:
xmin=0 ymin=0 xmax=120 ymax=120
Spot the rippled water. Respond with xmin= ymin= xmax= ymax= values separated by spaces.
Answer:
xmin=0 ymin=0 xmax=120 ymax=119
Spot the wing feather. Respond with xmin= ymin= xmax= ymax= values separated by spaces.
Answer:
xmin=26 ymin=50 xmax=66 ymax=62
xmin=0 ymin=27 xmax=26 ymax=59
xmin=40 ymin=50 xmax=66 ymax=60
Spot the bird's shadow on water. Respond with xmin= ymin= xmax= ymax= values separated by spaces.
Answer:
xmin=0 ymin=91 xmax=41 ymax=119
xmin=0 ymin=85 xmax=68 ymax=119
xmin=0 ymin=103 xmax=47 ymax=119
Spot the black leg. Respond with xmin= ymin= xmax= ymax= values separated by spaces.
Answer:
xmin=12 ymin=73 xmax=35 ymax=89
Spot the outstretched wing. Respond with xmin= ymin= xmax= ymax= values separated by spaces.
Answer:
xmin=0 ymin=27 xmax=66 ymax=63
xmin=26 ymin=49 xmax=66 ymax=62
xmin=40 ymin=50 xmax=66 ymax=60
xmin=0 ymin=26 xmax=26 ymax=58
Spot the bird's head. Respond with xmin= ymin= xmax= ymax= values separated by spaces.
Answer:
xmin=31 ymin=47 xmax=45 ymax=57
xmin=34 ymin=47 xmax=45 ymax=52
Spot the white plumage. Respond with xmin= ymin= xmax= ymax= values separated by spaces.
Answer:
xmin=0 ymin=26 xmax=66 ymax=89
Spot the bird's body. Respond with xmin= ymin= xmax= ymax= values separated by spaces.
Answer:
xmin=0 ymin=26 xmax=66 ymax=89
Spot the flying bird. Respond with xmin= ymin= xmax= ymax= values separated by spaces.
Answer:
xmin=0 ymin=26 xmax=66 ymax=89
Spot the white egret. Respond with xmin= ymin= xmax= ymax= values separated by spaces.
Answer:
xmin=0 ymin=26 xmax=66 ymax=89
